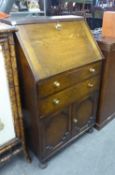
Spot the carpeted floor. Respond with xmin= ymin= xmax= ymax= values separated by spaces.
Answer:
xmin=1 ymin=119 xmax=115 ymax=175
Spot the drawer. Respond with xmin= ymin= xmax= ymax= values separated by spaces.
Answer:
xmin=38 ymin=61 xmax=102 ymax=98
xmin=39 ymin=75 xmax=100 ymax=118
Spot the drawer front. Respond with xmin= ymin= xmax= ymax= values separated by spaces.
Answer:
xmin=39 ymin=75 xmax=100 ymax=118
xmin=38 ymin=61 xmax=102 ymax=98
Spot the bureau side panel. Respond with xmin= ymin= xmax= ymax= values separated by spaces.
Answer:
xmin=14 ymin=35 xmax=41 ymax=157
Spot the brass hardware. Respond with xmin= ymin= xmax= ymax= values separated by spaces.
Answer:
xmin=89 ymin=68 xmax=96 ymax=73
xmin=54 ymin=81 xmax=60 ymax=88
xmin=55 ymin=23 xmax=62 ymax=31
xmin=88 ymin=83 xmax=94 ymax=88
xmin=73 ymin=118 xmax=78 ymax=124
xmin=53 ymin=99 xmax=60 ymax=105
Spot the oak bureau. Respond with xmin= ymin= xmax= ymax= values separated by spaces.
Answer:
xmin=3 ymin=16 xmax=103 ymax=167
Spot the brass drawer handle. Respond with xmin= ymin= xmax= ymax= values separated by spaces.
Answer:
xmin=55 ymin=23 xmax=62 ymax=31
xmin=53 ymin=81 xmax=60 ymax=88
xmin=53 ymin=99 xmax=60 ymax=105
xmin=89 ymin=68 xmax=96 ymax=73
xmin=88 ymin=83 xmax=94 ymax=88
xmin=73 ymin=118 xmax=78 ymax=124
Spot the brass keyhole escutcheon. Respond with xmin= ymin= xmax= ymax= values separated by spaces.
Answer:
xmin=0 ymin=119 xmax=4 ymax=131
xmin=55 ymin=23 xmax=62 ymax=31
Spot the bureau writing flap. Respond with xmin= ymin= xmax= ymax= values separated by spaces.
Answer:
xmin=15 ymin=17 xmax=103 ymax=80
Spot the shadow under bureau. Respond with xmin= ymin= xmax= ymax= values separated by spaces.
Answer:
xmin=6 ymin=16 xmax=103 ymax=167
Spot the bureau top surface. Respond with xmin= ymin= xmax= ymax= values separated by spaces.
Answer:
xmin=16 ymin=17 xmax=103 ymax=80
xmin=2 ymin=15 xmax=83 ymax=25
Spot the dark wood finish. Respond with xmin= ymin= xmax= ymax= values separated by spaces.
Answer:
xmin=39 ymin=75 xmax=100 ymax=117
xmin=9 ymin=16 xmax=103 ymax=166
xmin=0 ymin=23 xmax=29 ymax=165
xmin=72 ymin=92 xmax=98 ymax=135
xmin=95 ymin=34 xmax=115 ymax=129
xmin=41 ymin=107 xmax=71 ymax=157
xmin=38 ymin=62 xmax=102 ymax=98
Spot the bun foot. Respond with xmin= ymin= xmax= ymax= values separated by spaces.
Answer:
xmin=39 ymin=162 xmax=48 ymax=169
xmin=87 ymin=127 xmax=94 ymax=133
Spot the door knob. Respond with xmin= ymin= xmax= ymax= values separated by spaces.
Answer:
xmin=73 ymin=118 xmax=78 ymax=124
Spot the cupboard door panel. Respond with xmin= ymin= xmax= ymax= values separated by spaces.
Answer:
xmin=72 ymin=93 xmax=98 ymax=134
xmin=41 ymin=107 xmax=71 ymax=156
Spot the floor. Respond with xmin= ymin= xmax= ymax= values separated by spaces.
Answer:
xmin=1 ymin=119 xmax=115 ymax=175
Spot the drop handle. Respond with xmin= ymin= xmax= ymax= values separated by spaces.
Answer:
xmin=53 ymin=99 xmax=60 ymax=105
xmin=88 ymin=83 xmax=94 ymax=88
xmin=89 ymin=68 xmax=96 ymax=73
xmin=53 ymin=81 xmax=60 ymax=88
xmin=73 ymin=118 xmax=78 ymax=124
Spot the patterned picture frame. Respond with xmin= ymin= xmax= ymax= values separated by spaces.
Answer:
xmin=0 ymin=25 xmax=29 ymax=164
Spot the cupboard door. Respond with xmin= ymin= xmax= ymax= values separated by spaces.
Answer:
xmin=41 ymin=107 xmax=71 ymax=157
xmin=72 ymin=93 xmax=98 ymax=135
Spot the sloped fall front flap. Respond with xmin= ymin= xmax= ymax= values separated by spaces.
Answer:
xmin=16 ymin=17 xmax=102 ymax=80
